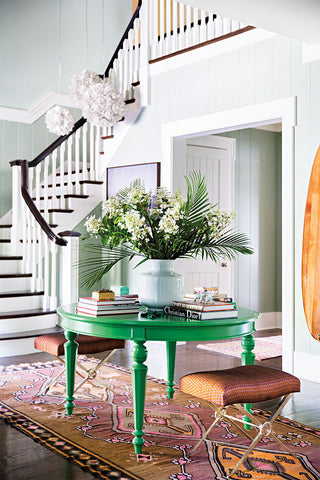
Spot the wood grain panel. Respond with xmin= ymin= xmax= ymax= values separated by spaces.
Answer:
xmin=302 ymin=145 xmax=320 ymax=341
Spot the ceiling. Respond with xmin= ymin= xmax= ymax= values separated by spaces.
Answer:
xmin=182 ymin=0 xmax=320 ymax=44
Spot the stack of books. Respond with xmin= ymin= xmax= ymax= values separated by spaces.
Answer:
xmin=163 ymin=299 xmax=237 ymax=320
xmin=76 ymin=296 xmax=139 ymax=316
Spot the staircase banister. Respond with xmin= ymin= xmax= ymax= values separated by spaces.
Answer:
xmin=14 ymin=159 xmax=67 ymax=247
xmin=102 ymin=0 xmax=142 ymax=79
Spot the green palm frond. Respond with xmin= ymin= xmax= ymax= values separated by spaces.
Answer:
xmin=184 ymin=171 xmax=212 ymax=223
xmin=78 ymin=243 xmax=142 ymax=289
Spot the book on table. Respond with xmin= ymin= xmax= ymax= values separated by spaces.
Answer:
xmin=171 ymin=299 xmax=236 ymax=312
xmin=78 ymin=296 xmax=138 ymax=307
xmin=76 ymin=306 xmax=139 ymax=316
xmin=163 ymin=305 xmax=238 ymax=320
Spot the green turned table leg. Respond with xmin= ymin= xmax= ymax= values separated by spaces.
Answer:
xmin=241 ymin=333 xmax=255 ymax=429
xmin=166 ymin=341 xmax=176 ymax=399
xmin=64 ymin=330 xmax=79 ymax=415
xmin=131 ymin=340 xmax=148 ymax=454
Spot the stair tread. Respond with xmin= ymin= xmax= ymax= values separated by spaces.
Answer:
xmin=40 ymin=208 xmax=73 ymax=213
xmin=0 ymin=324 xmax=63 ymax=340
xmin=0 ymin=290 xmax=44 ymax=298
xmin=0 ymin=308 xmax=56 ymax=319
xmin=0 ymin=273 xmax=32 ymax=278
xmin=80 ymin=180 xmax=104 ymax=185
xmin=0 ymin=225 xmax=12 ymax=228
xmin=0 ymin=239 xmax=10 ymax=243
xmin=0 ymin=255 xmax=22 ymax=260
xmin=32 ymin=194 xmax=89 ymax=201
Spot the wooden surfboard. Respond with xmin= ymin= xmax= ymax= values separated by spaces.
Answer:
xmin=302 ymin=145 xmax=320 ymax=341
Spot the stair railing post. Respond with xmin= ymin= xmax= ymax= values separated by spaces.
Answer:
xmin=11 ymin=163 xmax=23 ymax=255
xmin=139 ymin=0 xmax=150 ymax=106
xmin=59 ymin=232 xmax=81 ymax=306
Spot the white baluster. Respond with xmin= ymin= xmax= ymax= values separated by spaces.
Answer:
xmin=200 ymin=9 xmax=206 ymax=43
xmin=192 ymin=7 xmax=200 ymax=46
xmin=43 ymin=157 xmax=49 ymax=224
xmin=139 ymin=0 xmax=150 ymax=106
xmin=43 ymin=236 xmax=49 ymax=309
xmin=37 ymin=225 xmax=43 ymax=291
xmin=159 ymin=0 xmax=165 ymax=57
xmin=52 ymin=150 xmax=57 ymax=209
xmin=118 ymin=49 xmax=124 ymax=100
xmin=128 ymin=29 xmax=134 ymax=96
xmin=223 ymin=17 xmax=231 ymax=35
xmin=165 ymin=0 xmax=171 ymax=55
xmin=186 ymin=5 xmax=192 ymax=47
xmin=50 ymin=241 xmax=57 ymax=310
xmin=67 ymin=136 xmax=73 ymax=194
xmin=207 ymin=12 xmax=215 ymax=40
xmin=25 ymin=208 xmax=32 ymax=277
xmin=134 ymin=18 xmax=140 ymax=81
xmin=21 ymin=199 xmax=27 ymax=273
xmin=75 ymin=129 xmax=80 ymax=195
xmin=59 ymin=143 xmax=65 ymax=207
xmin=215 ymin=14 xmax=223 ymax=37
xmin=179 ymin=2 xmax=185 ymax=51
xmin=31 ymin=214 xmax=36 ymax=291
xmin=11 ymin=165 xmax=23 ymax=255
xmin=123 ymin=39 xmax=130 ymax=99
xmin=151 ymin=0 xmax=158 ymax=59
xmin=90 ymin=124 xmax=95 ymax=180
xmin=113 ymin=59 xmax=119 ymax=91
xmin=35 ymin=163 xmax=41 ymax=210
xmin=60 ymin=234 xmax=80 ymax=305
xmin=172 ymin=1 xmax=178 ymax=53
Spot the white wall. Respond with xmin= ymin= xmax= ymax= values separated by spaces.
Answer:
xmin=109 ymin=33 xmax=320 ymax=366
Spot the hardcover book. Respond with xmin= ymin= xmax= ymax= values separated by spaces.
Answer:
xmin=163 ymin=305 xmax=238 ymax=320
xmin=171 ymin=300 xmax=236 ymax=312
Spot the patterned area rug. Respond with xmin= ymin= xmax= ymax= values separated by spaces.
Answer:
xmin=1 ymin=356 xmax=319 ymax=480
xmin=197 ymin=336 xmax=282 ymax=361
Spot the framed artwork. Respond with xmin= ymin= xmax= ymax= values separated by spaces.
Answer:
xmin=106 ymin=162 xmax=161 ymax=198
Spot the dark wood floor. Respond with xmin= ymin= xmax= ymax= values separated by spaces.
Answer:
xmin=0 ymin=329 xmax=319 ymax=479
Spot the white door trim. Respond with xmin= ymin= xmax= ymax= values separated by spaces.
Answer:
xmin=161 ymin=97 xmax=296 ymax=374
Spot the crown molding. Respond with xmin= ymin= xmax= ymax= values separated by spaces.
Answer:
xmin=0 ymin=93 xmax=77 ymax=124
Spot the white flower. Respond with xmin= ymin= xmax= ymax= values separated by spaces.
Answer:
xmin=69 ymin=70 xmax=101 ymax=107
xmin=127 ymin=185 xmax=150 ymax=205
xmin=84 ymin=215 xmax=102 ymax=234
xmin=158 ymin=215 xmax=179 ymax=235
xmin=102 ymin=197 xmax=123 ymax=217
xmin=123 ymin=211 xmax=147 ymax=241
xmin=45 ymin=106 xmax=74 ymax=136
xmin=81 ymin=81 xmax=125 ymax=127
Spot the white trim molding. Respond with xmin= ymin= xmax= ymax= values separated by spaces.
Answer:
xmin=150 ymin=28 xmax=276 ymax=76
xmin=161 ymin=97 xmax=297 ymax=374
xmin=256 ymin=312 xmax=282 ymax=331
xmin=0 ymin=93 xmax=77 ymax=124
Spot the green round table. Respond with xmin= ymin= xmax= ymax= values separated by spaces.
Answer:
xmin=57 ymin=304 xmax=258 ymax=454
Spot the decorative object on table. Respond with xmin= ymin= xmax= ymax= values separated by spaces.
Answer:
xmin=179 ymin=364 xmax=300 ymax=478
xmin=45 ymin=105 xmax=74 ymax=136
xmin=164 ymin=298 xmax=238 ymax=320
xmin=1 ymin=359 xmax=319 ymax=480
xmin=76 ymin=295 xmax=139 ymax=316
xmin=69 ymin=69 xmax=125 ymax=128
xmin=92 ymin=289 xmax=115 ymax=301
xmin=110 ymin=285 xmax=130 ymax=295
xmin=197 ymin=335 xmax=283 ymax=361
xmin=302 ymin=144 xmax=320 ymax=341
xmin=81 ymin=171 xmax=253 ymax=310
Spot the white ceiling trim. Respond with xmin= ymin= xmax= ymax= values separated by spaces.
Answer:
xmin=0 ymin=93 xmax=77 ymax=124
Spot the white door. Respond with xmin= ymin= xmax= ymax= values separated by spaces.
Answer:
xmin=174 ymin=135 xmax=235 ymax=297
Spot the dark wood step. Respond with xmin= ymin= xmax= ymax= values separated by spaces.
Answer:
xmin=40 ymin=208 xmax=73 ymax=214
xmin=79 ymin=180 xmax=104 ymax=185
xmin=124 ymin=98 xmax=135 ymax=104
xmin=56 ymin=168 xmax=90 ymax=177
xmin=0 ymin=324 xmax=63 ymax=341
xmin=44 ymin=180 xmax=103 ymax=188
xmin=101 ymin=134 xmax=114 ymax=140
xmin=0 ymin=239 xmax=10 ymax=243
xmin=0 ymin=290 xmax=44 ymax=298
xmin=0 ymin=255 xmax=22 ymax=260
xmin=131 ymin=81 xmax=140 ymax=87
xmin=0 ymin=224 xmax=12 ymax=228
xmin=32 ymin=194 xmax=89 ymax=201
xmin=0 ymin=273 xmax=32 ymax=279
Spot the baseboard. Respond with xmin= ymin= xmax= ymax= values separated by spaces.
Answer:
xmin=294 ymin=351 xmax=320 ymax=383
xmin=255 ymin=312 xmax=282 ymax=330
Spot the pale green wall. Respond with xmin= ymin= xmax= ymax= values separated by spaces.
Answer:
xmin=0 ymin=0 xmax=132 ymax=109
xmin=219 ymin=129 xmax=282 ymax=314
xmin=109 ymin=34 xmax=320 ymax=356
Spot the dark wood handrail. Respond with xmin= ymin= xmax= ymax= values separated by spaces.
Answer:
xmin=27 ymin=0 xmax=142 ymax=168
xmin=13 ymin=159 xmax=67 ymax=246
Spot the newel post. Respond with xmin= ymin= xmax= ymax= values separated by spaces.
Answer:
xmin=59 ymin=231 xmax=81 ymax=306
xmin=10 ymin=161 xmax=24 ymax=255
xmin=139 ymin=0 xmax=150 ymax=106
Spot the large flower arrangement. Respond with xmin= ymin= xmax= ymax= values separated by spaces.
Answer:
xmin=81 ymin=171 xmax=253 ymax=288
